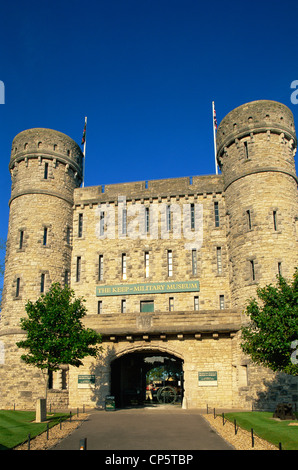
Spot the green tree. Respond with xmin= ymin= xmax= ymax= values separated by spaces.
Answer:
xmin=16 ymin=283 xmax=102 ymax=398
xmin=241 ymin=269 xmax=298 ymax=376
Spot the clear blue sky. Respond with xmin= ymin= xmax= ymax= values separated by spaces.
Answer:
xmin=0 ymin=0 xmax=297 ymax=247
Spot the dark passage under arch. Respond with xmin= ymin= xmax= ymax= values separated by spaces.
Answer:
xmin=111 ymin=351 xmax=184 ymax=409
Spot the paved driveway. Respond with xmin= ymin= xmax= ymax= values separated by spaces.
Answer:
xmin=52 ymin=407 xmax=234 ymax=451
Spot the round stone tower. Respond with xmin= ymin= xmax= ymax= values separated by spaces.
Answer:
xmin=0 ymin=128 xmax=83 ymax=409
xmin=217 ymin=100 xmax=298 ymax=310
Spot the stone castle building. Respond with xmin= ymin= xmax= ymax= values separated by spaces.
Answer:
xmin=0 ymin=99 xmax=297 ymax=410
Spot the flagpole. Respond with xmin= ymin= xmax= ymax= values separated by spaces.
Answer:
xmin=212 ymin=101 xmax=218 ymax=175
xmin=82 ymin=116 xmax=87 ymax=188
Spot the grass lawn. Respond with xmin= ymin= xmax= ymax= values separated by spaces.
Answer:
xmin=225 ymin=411 xmax=298 ymax=450
xmin=0 ymin=410 xmax=70 ymax=450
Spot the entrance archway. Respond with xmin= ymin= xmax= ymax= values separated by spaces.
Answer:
xmin=111 ymin=350 xmax=184 ymax=408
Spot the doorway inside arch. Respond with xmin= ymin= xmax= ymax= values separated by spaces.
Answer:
xmin=111 ymin=351 xmax=184 ymax=408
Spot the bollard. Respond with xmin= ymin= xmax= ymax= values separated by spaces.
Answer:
xmin=59 ymin=416 xmax=62 ymax=430
xmin=279 ymin=442 xmax=282 ymax=450
xmin=80 ymin=438 xmax=87 ymax=450
xmin=213 ymin=408 xmax=216 ymax=419
xmin=28 ymin=433 xmax=31 ymax=450
xmin=47 ymin=422 xmax=49 ymax=440
xmin=234 ymin=419 xmax=237 ymax=435
xmin=222 ymin=412 xmax=225 ymax=425
xmin=251 ymin=428 xmax=254 ymax=448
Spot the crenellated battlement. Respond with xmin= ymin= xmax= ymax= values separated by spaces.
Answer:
xmin=9 ymin=128 xmax=83 ymax=181
xmin=74 ymin=174 xmax=224 ymax=206
xmin=217 ymin=101 xmax=297 ymax=191
xmin=217 ymin=100 xmax=297 ymax=158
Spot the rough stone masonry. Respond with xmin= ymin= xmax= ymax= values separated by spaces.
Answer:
xmin=0 ymin=100 xmax=297 ymax=411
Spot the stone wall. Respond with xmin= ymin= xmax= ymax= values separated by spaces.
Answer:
xmin=218 ymin=100 xmax=298 ymax=308
xmin=72 ymin=181 xmax=230 ymax=315
xmin=68 ymin=336 xmax=237 ymax=410
xmin=0 ymin=334 xmax=45 ymax=409
xmin=1 ymin=102 xmax=297 ymax=412
xmin=0 ymin=128 xmax=83 ymax=409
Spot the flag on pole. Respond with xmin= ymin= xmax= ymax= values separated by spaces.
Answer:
xmin=81 ymin=117 xmax=87 ymax=188
xmin=212 ymin=102 xmax=218 ymax=175
xmin=213 ymin=104 xmax=217 ymax=130
xmin=81 ymin=118 xmax=87 ymax=146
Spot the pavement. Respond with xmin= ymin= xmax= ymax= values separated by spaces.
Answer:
xmin=51 ymin=406 xmax=235 ymax=451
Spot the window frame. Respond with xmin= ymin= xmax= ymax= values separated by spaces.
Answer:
xmin=122 ymin=253 xmax=127 ymax=280
xmin=76 ymin=256 xmax=81 ymax=282
xmin=167 ymin=250 xmax=173 ymax=277
xmin=214 ymin=201 xmax=220 ymax=227
xmin=78 ymin=213 xmax=83 ymax=238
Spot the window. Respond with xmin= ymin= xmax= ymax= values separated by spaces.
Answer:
xmin=166 ymin=205 xmax=171 ymax=231
xmin=48 ymin=369 xmax=68 ymax=390
xmin=122 ymin=208 xmax=127 ymax=235
xmin=64 ymin=270 xmax=69 ymax=286
xmin=40 ymin=273 xmax=45 ymax=293
xmin=78 ymin=213 xmax=83 ymax=237
xmin=145 ymin=252 xmax=149 ymax=278
xmin=66 ymin=227 xmax=71 ymax=245
xmin=121 ymin=299 xmax=126 ymax=313
xmin=122 ymin=253 xmax=127 ymax=280
xmin=169 ymin=297 xmax=174 ymax=311
xmin=216 ymin=247 xmax=222 ymax=274
xmin=194 ymin=296 xmax=199 ymax=311
xmin=278 ymin=262 xmax=282 ymax=277
xmin=145 ymin=207 xmax=150 ymax=234
xmin=214 ymin=202 xmax=220 ymax=227
xmin=273 ymin=211 xmax=278 ymax=231
xmin=43 ymin=227 xmax=48 ymax=246
xmin=44 ymin=162 xmax=48 ymax=179
xmin=219 ymin=295 xmax=225 ymax=310
xmin=140 ymin=301 xmax=154 ymax=312
xmin=61 ymin=369 xmax=68 ymax=390
xmin=48 ymin=370 xmax=53 ymax=389
xmin=167 ymin=250 xmax=173 ymax=277
xmin=244 ymin=141 xmax=249 ymax=159
xmin=16 ymin=278 xmax=20 ymax=297
xmin=100 ymin=212 xmax=105 ymax=236
xmin=192 ymin=249 xmax=197 ymax=275
xmin=190 ymin=203 xmax=195 ymax=230
xmin=19 ymin=230 xmax=24 ymax=249
xmin=238 ymin=365 xmax=248 ymax=387
xmin=250 ymin=260 xmax=255 ymax=281
xmin=246 ymin=210 xmax=252 ymax=230
xmin=97 ymin=300 xmax=102 ymax=314
xmin=76 ymin=256 xmax=81 ymax=282
xmin=98 ymin=255 xmax=103 ymax=281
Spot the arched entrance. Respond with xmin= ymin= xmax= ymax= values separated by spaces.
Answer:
xmin=111 ymin=350 xmax=184 ymax=408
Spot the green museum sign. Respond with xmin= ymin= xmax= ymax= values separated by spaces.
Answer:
xmin=198 ymin=371 xmax=218 ymax=387
xmin=78 ymin=375 xmax=96 ymax=389
xmin=96 ymin=280 xmax=200 ymax=297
